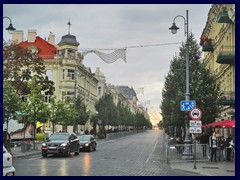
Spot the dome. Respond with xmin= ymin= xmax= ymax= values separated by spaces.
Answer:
xmin=58 ymin=34 xmax=79 ymax=46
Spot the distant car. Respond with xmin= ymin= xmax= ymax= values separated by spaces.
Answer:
xmin=3 ymin=146 xmax=15 ymax=176
xmin=41 ymin=132 xmax=80 ymax=157
xmin=78 ymin=135 xmax=97 ymax=152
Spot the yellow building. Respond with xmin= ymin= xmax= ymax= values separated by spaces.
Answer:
xmin=11 ymin=29 xmax=99 ymax=134
xmin=200 ymin=4 xmax=235 ymax=136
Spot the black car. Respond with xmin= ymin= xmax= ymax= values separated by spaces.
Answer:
xmin=78 ymin=135 xmax=97 ymax=152
xmin=41 ymin=133 xmax=80 ymax=157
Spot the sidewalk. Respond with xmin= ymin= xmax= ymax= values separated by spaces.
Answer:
xmin=170 ymin=161 xmax=235 ymax=176
xmin=11 ymin=142 xmax=42 ymax=158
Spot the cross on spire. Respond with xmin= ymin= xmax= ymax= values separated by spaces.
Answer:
xmin=67 ymin=19 xmax=72 ymax=34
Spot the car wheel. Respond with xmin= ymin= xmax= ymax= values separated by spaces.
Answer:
xmin=75 ymin=151 xmax=79 ymax=155
xmin=65 ymin=147 xmax=71 ymax=157
xmin=42 ymin=152 xmax=47 ymax=157
xmin=94 ymin=145 xmax=97 ymax=151
xmin=89 ymin=145 xmax=93 ymax=152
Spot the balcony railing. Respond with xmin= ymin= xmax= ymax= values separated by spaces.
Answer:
xmin=216 ymin=45 xmax=235 ymax=64
xmin=221 ymin=91 xmax=235 ymax=106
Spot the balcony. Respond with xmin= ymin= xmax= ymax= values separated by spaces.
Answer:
xmin=200 ymin=37 xmax=214 ymax=52
xmin=221 ymin=91 xmax=235 ymax=106
xmin=216 ymin=8 xmax=233 ymax=23
xmin=216 ymin=45 xmax=235 ymax=64
xmin=202 ymin=44 xmax=214 ymax=52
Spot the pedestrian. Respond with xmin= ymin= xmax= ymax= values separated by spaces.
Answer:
xmin=218 ymin=136 xmax=226 ymax=161
xmin=3 ymin=129 xmax=11 ymax=154
xmin=90 ymin=129 xmax=93 ymax=135
xmin=85 ymin=129 xmax=89 ymax=135
xmin=80 ymin=129 xmax=84 ymax=135
xmin=226 ymin=135 xmax=233 ymax=161
xmin=200 ymin=131 xmax=209 ymax=157
xmin=209 ymin=131 xmax=218 ymax=162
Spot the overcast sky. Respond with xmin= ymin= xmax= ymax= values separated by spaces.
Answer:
xmin=3 ymin=4 xmax=212 ymax=125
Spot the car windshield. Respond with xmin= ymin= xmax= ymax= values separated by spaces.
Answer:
xmin=49 ymin=134 xmax=69 ymax=140
xmin=79 ymin=136 xmax=91 ymax=141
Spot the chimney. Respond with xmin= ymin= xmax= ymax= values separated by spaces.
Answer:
xmin=12 ymin=30 xmax=24 ymax=43
xmin=48 ymin=32 xmax=55 ymax=45
xmin=28 ymin=29 xmax=37 ymax=42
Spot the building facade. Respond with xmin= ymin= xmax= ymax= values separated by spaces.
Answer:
xmin=200 ymin=4 xmax=235 ymax=137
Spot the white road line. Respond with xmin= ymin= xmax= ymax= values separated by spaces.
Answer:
xmin=145 ymin=138 xmax=158 ymax=163
xmin=28 ymin=156 xmax=41 ymax=160
xmin=97 ymin=140 xmax=116 ymax=145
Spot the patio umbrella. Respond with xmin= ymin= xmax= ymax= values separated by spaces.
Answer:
xmin=221 ymin=120 xmax=235 ymax=128
xmin=207 ymin=121 xmax=222 ymax=128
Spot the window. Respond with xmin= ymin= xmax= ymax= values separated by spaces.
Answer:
xmin=46 ymin=69 xmax=52 ymax=81
xmin=67 ymin=69 xmax=75 ymax=80
xmin=98 ymin=86 xmax=101 ymax=96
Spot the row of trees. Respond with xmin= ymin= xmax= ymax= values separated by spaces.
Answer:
xmin=3 ymin=42 xmax=89 ymax=135
xmin=91 ymin=93 xmax=152 ymax=133
xmin=4 ymin=42 xmax=151 ymax=138
xmin=160 ymin=34 xmax=223 ymax=136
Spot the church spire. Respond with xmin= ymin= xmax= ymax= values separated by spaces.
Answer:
xmin=67 ymin=19 xmax=72 ymax=34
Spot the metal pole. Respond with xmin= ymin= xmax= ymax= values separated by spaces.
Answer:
xmin=73 ymin=71 xmax=77 ymax=134
xmin=193 ymin=135 xmax=197 ymax=169
xmin=182 ymin=9 xmax=192 ymax=160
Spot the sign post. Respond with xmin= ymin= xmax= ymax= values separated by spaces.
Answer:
xmin=189 ymin=108 xmax=202 ymax=169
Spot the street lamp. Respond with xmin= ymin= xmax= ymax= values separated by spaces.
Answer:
xmin=3 ymin=16 xmax=16 ymax=32
xmin=169 ymin=10 xmax=192 ymax=159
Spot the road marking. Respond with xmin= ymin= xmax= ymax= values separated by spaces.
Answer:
xmin=97 ymin=140 xmax=116 ymax=145
xmin=145 ymin=138 xmax=158 ymax=163
xmin=28 ymin=156 xmax=41 ymax=160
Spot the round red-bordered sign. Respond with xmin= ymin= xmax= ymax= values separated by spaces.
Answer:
xmin=189 ymin=108 xmax=202 ymax=120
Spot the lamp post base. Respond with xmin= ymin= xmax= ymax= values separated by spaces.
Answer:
xmin=182 ymin=139 xmax=193 ymax=160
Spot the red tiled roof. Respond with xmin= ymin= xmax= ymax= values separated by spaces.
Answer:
xmin=19 ymin=36 xmax=56 ymax=60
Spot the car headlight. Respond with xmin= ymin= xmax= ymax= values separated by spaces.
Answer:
xmin=84 ymin=143 xmax=89 ymax=147
xmin=42 ymin=143 xmax=46 ymax=146
xmin=60 ymin=143 xmax=67 ymax=146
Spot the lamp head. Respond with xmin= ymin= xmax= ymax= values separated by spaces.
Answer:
xmin=169 ymin=23 xmax=179 ymax=34
xmin=6 ymin=23 xmax=16 ymax=32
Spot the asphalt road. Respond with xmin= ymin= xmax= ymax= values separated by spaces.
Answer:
xmin=13 ymin=130 xmax=200 ymax=176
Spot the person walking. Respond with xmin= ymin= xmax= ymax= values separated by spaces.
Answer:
xmin=209 ymin=131 xmax=218 ymax=162
xmin=200 ymin=131 xmax=209 ymax=157
xmin=226 ymin=135 xmax=233 ymax=161
xmin=218 ymin=136 xmax=226 ymax=161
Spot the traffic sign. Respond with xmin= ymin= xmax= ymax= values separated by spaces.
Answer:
xmin=180 ymin=100 xmax=196 ymax=111
xmin=189 ymin=120 xmax=202 ymax=127
xmin=189 ymin=127 xmax=202 ymax=134
xmin=189 ymin=108 xmax=202 ymax=120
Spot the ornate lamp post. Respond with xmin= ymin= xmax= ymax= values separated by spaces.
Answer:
xmin=3 ymin=16 xmax=16 ymax=32
xmin=169 ymin=10 xmax=192 ymax=159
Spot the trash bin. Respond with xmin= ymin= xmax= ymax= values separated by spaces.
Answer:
xmin=21 ymin=142 xmax=31 ymax=152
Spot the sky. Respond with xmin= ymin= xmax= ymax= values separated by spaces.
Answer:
xmin=3 ymin=4 xmax=212 ymax=125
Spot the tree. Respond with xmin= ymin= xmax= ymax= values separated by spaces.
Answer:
xmin=21 ymin=77 xmax=50 ymax=140
xmin=161 ymin=33 xmax=222 ymax=134
xmin=3 ymin=42 xmax=55 ymax=96
xmin=75 ymin=95 xmax=90 ymax=128
xmin=3 ymin=81 xmax=22 ymax=131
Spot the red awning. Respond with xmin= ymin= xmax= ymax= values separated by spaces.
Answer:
xmin=206 ymin=120 xmax=235 ymax=128
xmin=221 ymin=120 xmax=235 ymax=128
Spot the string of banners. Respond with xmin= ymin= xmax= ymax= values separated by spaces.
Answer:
xmin=80 ymin=42 xmax=181 ymax=64
xmin=81 ymin=49 xmax=127 ymax=64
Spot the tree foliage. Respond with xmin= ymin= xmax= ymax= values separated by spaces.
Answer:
xmin=3 ymin=81 xmax=22 ymax=131
xmin=161 ymin=33 xmax=222 ymax=132
xmin=3 ymin=42 xmax=55 ymax=96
